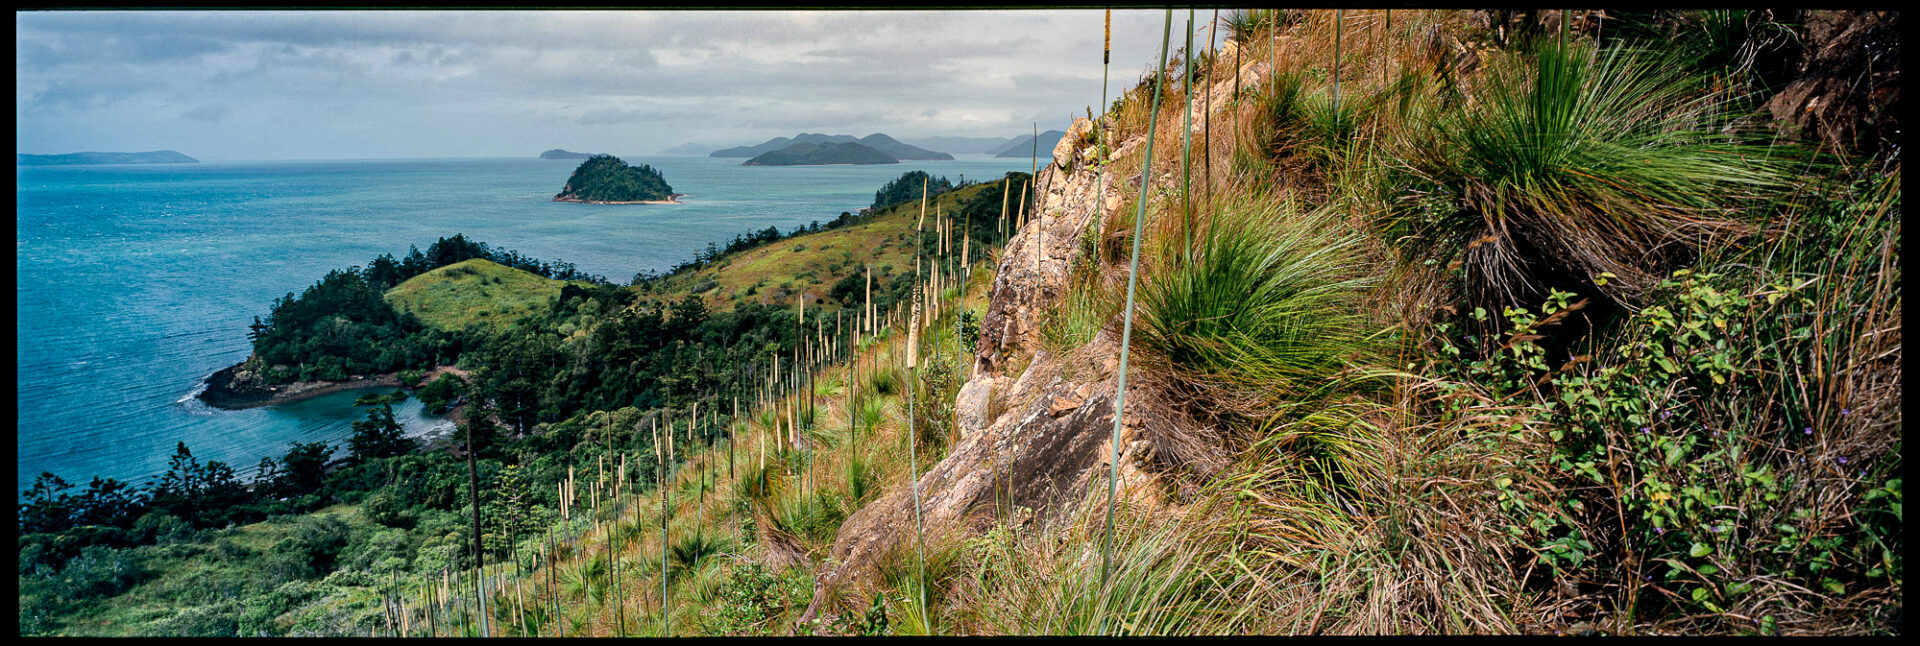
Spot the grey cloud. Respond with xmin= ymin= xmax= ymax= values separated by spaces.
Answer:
xmin=181 ymin=103 xmax=229 ymax=122
xmin=576 ymin=105 xmax=707 ymax=125
xmin=25 ymin=76 xmax=166 ymax=111
xmin=17 ymin=9 xmax=1176 ymax=159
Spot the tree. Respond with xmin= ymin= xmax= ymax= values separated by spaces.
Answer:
xmin=417 ymin=372 xmax=466 ymax=415
xmin=19 ymin=472 xmax=76 ymax=534
xmin=870 ymin=170 xmax=953 ymax=211
xmin=366 ymin=253 xmax=404 ymax=288
xmin=460 ymin=406 xmax=502 ymax=460
xmin=348 ymin=404 xmax=412 ymax=462
xmin=147 ymin=442 xmax=252 ymax=528
xmin=196 ymin=459 xmax=254 ymax=527
xmin=277 ymin=441 xmax=335 ymax=497
xmin=484 ymin=462 xmax=537 ymax=555
xmin=149 ymin=442 xmax=205 ymax=524
xmin=72 ymin=476 xmax=147 ymax=530
xmin=666 ymin=293 xmax=709 ymax=341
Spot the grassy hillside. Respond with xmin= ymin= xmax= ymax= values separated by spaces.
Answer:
xmin=647 ymin=179 xmax=1005 ymax=315
xmin=494 ymin=8 xmax=1900 ymax=637
xmin=386 ymin=258 xmax=577 ymax=333
xmin=488 ymin=258 xmax=992 ymax=637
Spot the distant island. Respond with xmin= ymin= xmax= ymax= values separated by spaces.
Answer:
xmin=856 ymin=134 xmax=953 ymax=160
xmin=743 ymin=141 xmax=900 ymax=166
xmin=906 ymin=135 xmax=1023 ymax=154
xmin=715 ymin=133 xmax=951 ymax=160
xmin=17 ymin=150 xmax=198 ymax=166
xmin=539 ymin=149 xmax=599 ymax=160
xmin=992 ymin=130 xmax=1067 ymax=157
xmin=553 ymin=154 xmax=681 ymax=203
xmin=713 ymin=133 xmax=853 ymax=157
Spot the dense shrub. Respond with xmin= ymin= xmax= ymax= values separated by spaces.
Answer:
xmin=707 ymin=562 xmax=813 ymax=635
xmin=55 ymin=545 xmax=149 ymax=600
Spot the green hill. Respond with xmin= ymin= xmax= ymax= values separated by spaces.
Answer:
xmin=385 ymin=258 xmax=576 ymax=332
xmin=649 ymin=174 xmax=1016 ymax=315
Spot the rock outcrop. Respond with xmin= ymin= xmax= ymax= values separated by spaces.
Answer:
xmin=799 ymin=44 xmax=1275 ymax=622
xmin=1764 ymin=10 xmax=1901 ymax=156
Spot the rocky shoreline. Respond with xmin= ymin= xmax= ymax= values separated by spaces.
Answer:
xmin=552 ymin=193 xmax=685 ymax=205
xmin=196 ymin=362 xmax=403 ymax=410
xmin=196 ymin=362 xmax=471 ymax=411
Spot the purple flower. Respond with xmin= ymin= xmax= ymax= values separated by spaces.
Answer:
xmin=1804 ymin=427 xmax=1814 ymax=435
xmin=1654 ymin=526 xmax=1665 ymax=535
xmin=1841 ymin=408 xmax=1851 ymax=416
xmin=1836 ymin=456 xmax=1849 ymax=465
xmin=1641 ymin=426 xmax=1652 ymax=434
xmin=1660 ymin=410 xmax=1674 ymax=420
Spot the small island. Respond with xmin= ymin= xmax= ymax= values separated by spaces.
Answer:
xmin=17 ymin=150 xmax=199 ymax=165
xmin=743 ymin=141 xmax=899 ymax=166
xmin=553 ymin=154 xmax=681 ymax=204
xmin=539 ymin=148 xmax=598 ymax=160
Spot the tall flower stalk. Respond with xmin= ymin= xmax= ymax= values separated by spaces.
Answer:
xmin=1181 ymin=10 xmax=1195 ymax=259
xmin=1103 ymin=7 xmax=1172 ymax=612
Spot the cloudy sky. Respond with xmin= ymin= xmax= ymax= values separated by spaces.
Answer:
xmin=16 ymin=10 xmax=1229 ymax=160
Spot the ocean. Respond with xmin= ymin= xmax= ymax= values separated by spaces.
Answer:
xmin=14 ymin=154 xmax=1036 ymax=496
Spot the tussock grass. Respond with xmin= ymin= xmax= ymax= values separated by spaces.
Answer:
xmin=865 ymin=362 xmax=902 ymax=396
xmin=873 ymin=531 xmax=968 ymax=635
xmin=665 ymin=527 xmax=727 ymax=582
xmin=1038 ymin=265 xmax=1118 ymax=354
xmin=957 ymin=488 xmax=1258 ymax=635
xmin=1135 ymin=196 xmax=1379 ymax=410
xmin=1387 ymin=40 xmax=1798 ymax=308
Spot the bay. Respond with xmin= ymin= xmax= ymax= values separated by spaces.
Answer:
xmin=14 ymin=153 xmax=1034 ymax=496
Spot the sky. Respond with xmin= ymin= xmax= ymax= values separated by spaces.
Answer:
xmin=16 ymin=10 xmax=1230 ymax=161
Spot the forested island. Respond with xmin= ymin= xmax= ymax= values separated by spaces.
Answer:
xmin=551 ymin=154 xmax=680 ymax=203
xmin=990 ymin=130 xmax=1065 ymax=157
xmin=538 ymin=149 xmax=596 ymax=160
xmin=716 ymin=133 xmax=950 ymax=160
xmin=743 ymin=141 xmax=898 ymax=166
xmin=18 ymin=150 xmax=198 ymax=165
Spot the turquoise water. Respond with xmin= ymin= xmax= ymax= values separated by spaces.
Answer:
xmin=15 ymin=154 xmax=1034 ymax=496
